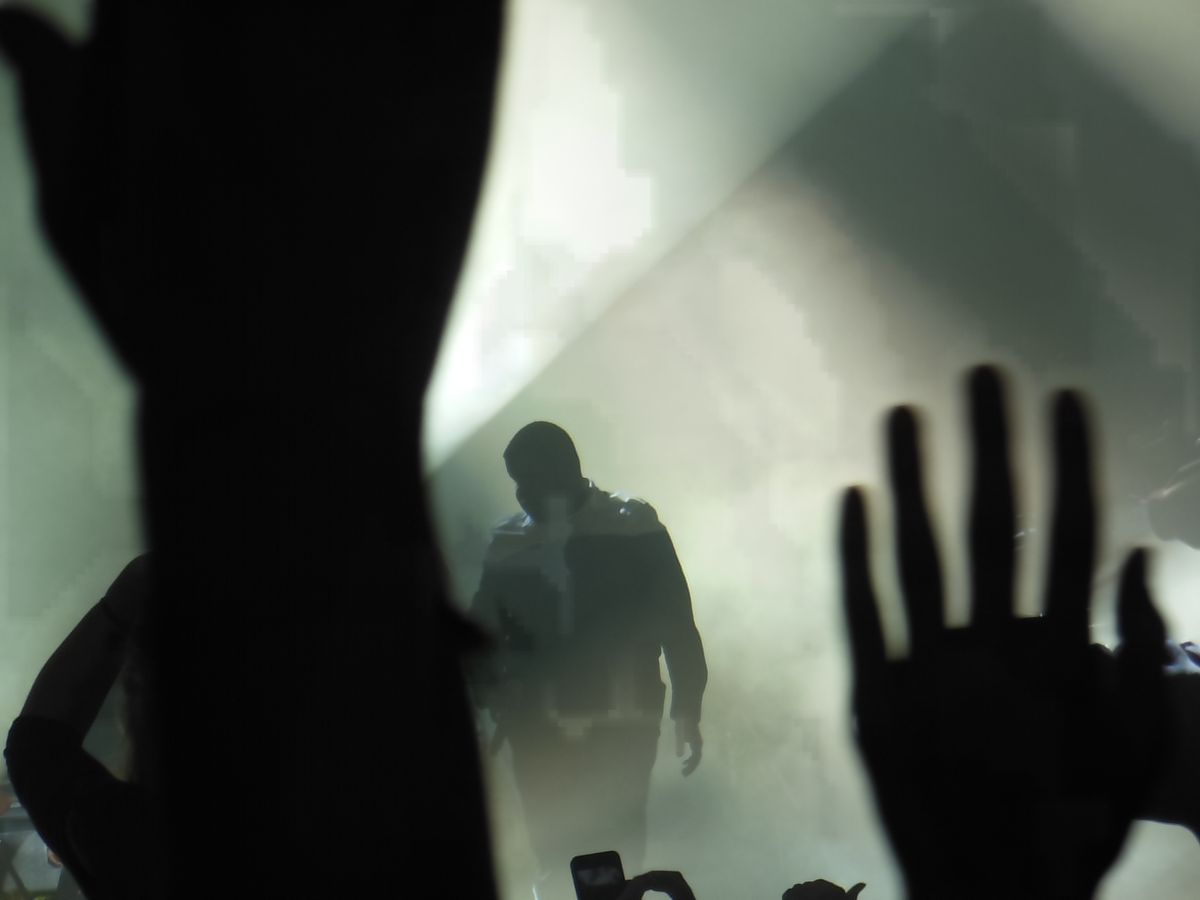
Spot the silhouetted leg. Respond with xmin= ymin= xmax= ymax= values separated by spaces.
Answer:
xmin=508 ymin=725 xmax=581 ymax=899
xmin=584 ymin=722 xmax=660 ymax=873
xmin=509 ymin=720 xmax=661 ymax=897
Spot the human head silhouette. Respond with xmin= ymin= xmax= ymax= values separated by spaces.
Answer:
xmin=503 ymin=422 xmax=588 ymax=523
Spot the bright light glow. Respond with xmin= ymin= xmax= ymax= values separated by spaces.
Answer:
xmin=423 ymin=0 xmax=915 ymax=471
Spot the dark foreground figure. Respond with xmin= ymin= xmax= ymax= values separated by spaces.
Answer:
xmin=5 ymin=556 xmax=155 ymax=900
xmin=470 ymin=422 xmax=707 ymax=898
xmin=0 ymin=2 xmax=504 ymax=897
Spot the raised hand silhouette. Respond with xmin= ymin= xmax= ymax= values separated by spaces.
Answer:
xmin=0 ymin=3 xmax=116 ymax=305
xmin=840 ymin=366 xmax=1169 ymax=900
xmin=0 ymin=3 xmax=500 ymax=391
xmin=0 ymin=1 xmax=213 ymax=378
xmin=0 ymin=4 xmax=503 ymax=898
xmin=783 ymin=878 xmax=866 ymax=899
xmin=615 ymin=869 xmax=698 ymax=900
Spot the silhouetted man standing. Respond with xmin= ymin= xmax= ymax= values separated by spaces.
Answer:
xmin=470 ymin=422 xmax=707 ymax=899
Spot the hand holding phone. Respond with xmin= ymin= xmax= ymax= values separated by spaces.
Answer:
xmin=571 ymin=851 xmax=626 ymax=900
xmin=572 ymin=851 xmax=698 ymax=900
xmin=616 ymin=870 xmax=698 ymax=900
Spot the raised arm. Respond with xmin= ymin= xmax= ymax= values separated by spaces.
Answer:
xmin=17 ymin=555 xmax=149 ymax=735
xmin=4 ymin=555 xmax=153 ymax=900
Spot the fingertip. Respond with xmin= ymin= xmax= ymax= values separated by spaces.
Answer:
xmin=968 ymin=363 xmax=1004 ymax=398
xmin=968 ymin=367 xmax=1014 ymax=450
xmin=886 ymin=404 xmax=917 ymax=435
xmin=840 ymin=486 xmax=867 ymax=536
xmin=886 ymin=407 xmax=923 ymax=477
xmin=840 ymin=487 xmax=868 ymax=520
xmin=1118 ymin=546 xmax=1167 ymax=646
xmin=1118 ymin=547 xmax=1150 ymax=598
xmin=1051 ymin=388 xmax=1089 ymax=437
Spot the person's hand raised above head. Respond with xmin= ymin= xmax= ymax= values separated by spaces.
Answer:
xmin=0 ymin=3 xmax=501 ymax=392
xmin=0 ymin=1 xmax=156 ymax=375
xmin=839 ymin=366 xmax=1169 ymax=900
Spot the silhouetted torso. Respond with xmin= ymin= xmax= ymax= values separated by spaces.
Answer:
xmin=473 ymin=482 xmax=705 ymax=726
xmin=470 ymin=481 xmax=705 ymax=889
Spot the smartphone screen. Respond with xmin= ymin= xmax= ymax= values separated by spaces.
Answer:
xmin=571 ymin=850 xmax=626 ymax=900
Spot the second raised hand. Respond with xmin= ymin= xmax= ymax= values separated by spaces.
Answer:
xmin=839 ymin=365 xmax=1169 ymax=900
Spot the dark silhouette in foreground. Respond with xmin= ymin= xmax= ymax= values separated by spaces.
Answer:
xmin=840 ymin=366 xmax=1169 ymax=900
xmin=1122 ymin=434 xmax=1200 ymax=839
xmin=48 ymin=847 xmax=88 ymax=900
xmin=613 ymin=869 xmax=698 ymax=900
xmin=0 ymin=2 xmax=503 ymax=897
xmin=568 ymin=851 xmax=864 ymax=900
xmin=469 ymin=422 xmax=707 ymax=898
xmin=782 ymin=880 xmax=866 ymax=900
xmin=1138 ymin=660 xmax=1200 ymax=841
xmin=4 ymin=556 xmax=154 ymax=900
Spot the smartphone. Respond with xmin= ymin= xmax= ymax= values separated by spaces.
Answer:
xmin=571 ymin=850 xmax=626 ymax=900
